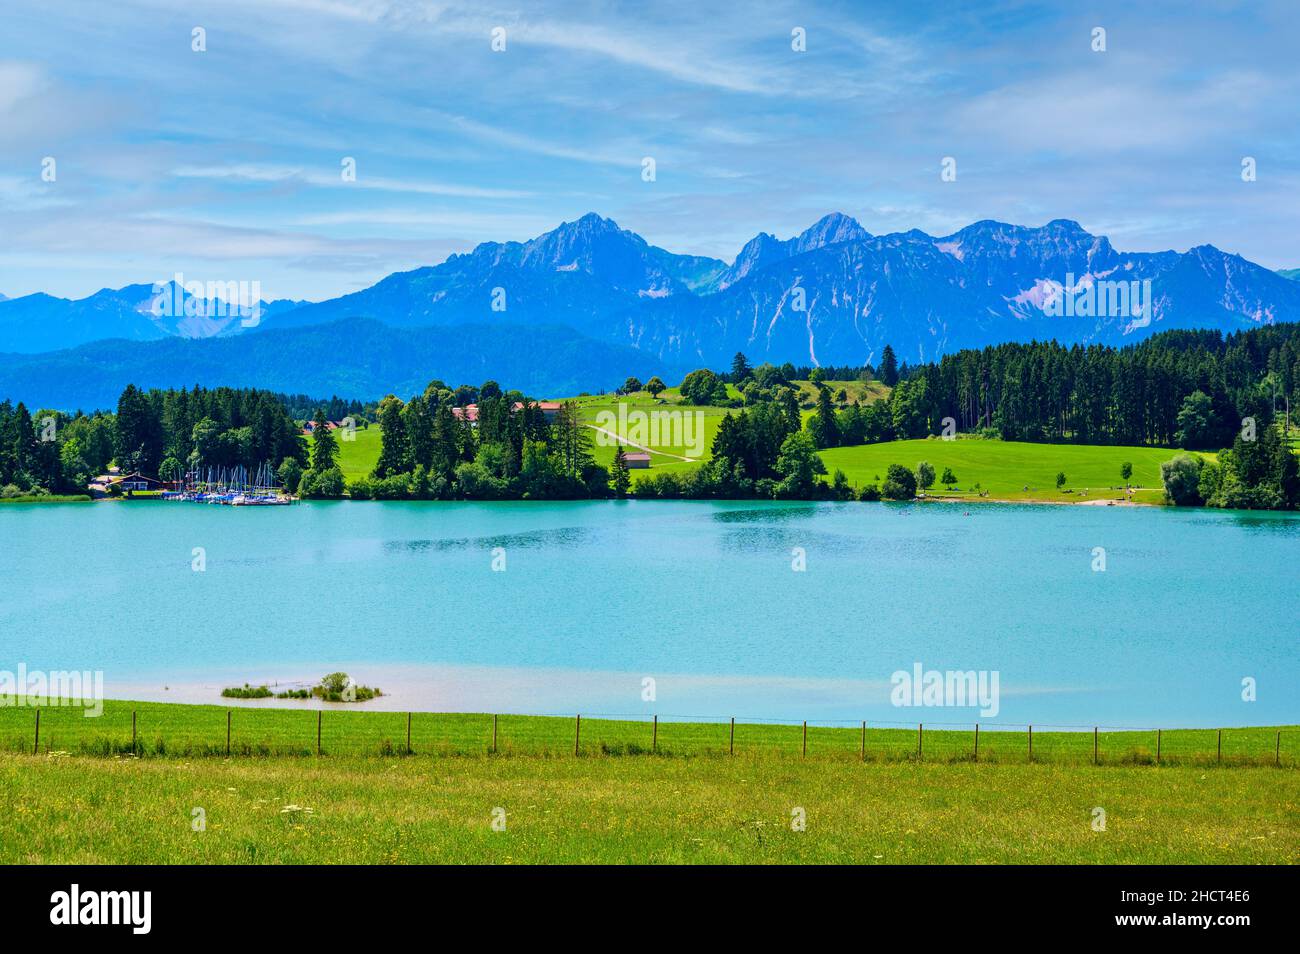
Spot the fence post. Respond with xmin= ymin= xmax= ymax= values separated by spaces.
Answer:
xmin=917 ymin=723 xmax=923 ymax=760
xmin=802 ymin=721 xmax=807 ymax=758
xmin=1093 ymin=727 xmax=1099 ymax=765
xmin=316 ymin=710 xmax=322 ymax=756
xmin=1276 ymin=730 xmax=1281 ymax=767
xmin=574 ymin=714 xmax=580 ymax=756
xmin=1156 ymin=729 xmax=1161 ymax=764
xmin=1217 ymin=729 xmax=1222 ymax=763
xmin=652 ymin=714 xmax=657 ymax=753
xmin=33 ymin=708 xmax=39 ymax=755
xmin=492 ymin=714 xmax=498 ymax=754
xmin=1028 ymin=724 xmax=1033 ymax=761
xmin=226 ymin=710 xmax=231 ymax=757
xmin=861 ymin=721 xmax=866 ymax=762
xmin=406 ymin=712 xmax=412 ymax=755
xmin=974 ymin=723 xmax=979 ymax=763
xmin=729 ymin=717 xmax=735 ymax=756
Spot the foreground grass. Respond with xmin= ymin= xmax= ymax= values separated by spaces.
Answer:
xmin=820 ymin=439 xmax=1185 ymax=504
xmin=2 ymin=702 xmax=1293 ymax=863
xmin=2 ymin=753 xmax=1295 ymax=864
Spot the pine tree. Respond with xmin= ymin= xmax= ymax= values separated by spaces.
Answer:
xmin=310 ymin=408 xmax=338 ymax=471
xmin=611 ymin=445 xmax=630 ymax=496
xmin=550 ymin=401 xmax=593 ymax=479
xmin=404 ymin=395 xmax=434 ymax=471
xmin=372 ymin=395 xmax=409 ymax=477
xmin=431 ymin=403 xmax=460 ymax=480
xmin=879 ymin=344 xmax=899 ymax=387
xmin=114 ymin=385 xmax=163 ymax=476
xmin=809 ymin=385 xmax=840 ymax=448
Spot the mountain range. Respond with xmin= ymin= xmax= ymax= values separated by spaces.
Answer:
xmin=3 ymin=213 xmax=1299 ymax=409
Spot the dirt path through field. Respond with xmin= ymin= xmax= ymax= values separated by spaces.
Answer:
xmin=583 ymin=424 xmax=698 ymax=462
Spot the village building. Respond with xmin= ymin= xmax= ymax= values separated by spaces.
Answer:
xmin=111 ymin=472 xmax=164 ymax=492
xmin=301 ymin=419 xmax=347 ymax=436
xmin=452 ymin=401 xmax=564 ymax=426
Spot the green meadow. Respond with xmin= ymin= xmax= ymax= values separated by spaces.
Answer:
xmin=333 ymin=424 xmax=383 ymax=483
xmin=0 ymin=702 xmax=1295 ymax=864
xmin=791 ymin=378 xmax=890 ymax=406
xmin=821 ymin=439 xmax=1187 ymax=504
xmin=574 ymin=394 xmax=723 ymax=477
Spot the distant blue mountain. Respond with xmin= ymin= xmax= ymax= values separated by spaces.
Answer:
xmin=630 ymin=219 xmax=1300 ymax=367
xmin=0 ymin=282 xmax=304 ymax=353
xmin=3 ymin=214 xmax=1299 ymax=399
xmin=718 ymin=212 xmax=871 ymax=290
xmin=0 ymin=317 xmax=674 ymax=411
xmin=259 ymin=212 xmax=726 ymax=339
xmin=252 ymin=213 xmax=1299 ymax=368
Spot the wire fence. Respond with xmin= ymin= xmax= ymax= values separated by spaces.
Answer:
xmin=4 ymin=705 xmax=1295 ymax=767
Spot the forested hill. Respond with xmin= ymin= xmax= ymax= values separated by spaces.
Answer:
xmin=882 ymin=323 xmax=1300 ymax=448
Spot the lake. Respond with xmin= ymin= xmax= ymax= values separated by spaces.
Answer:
xmin=1 ymin=499 xmax=1296 ymax=728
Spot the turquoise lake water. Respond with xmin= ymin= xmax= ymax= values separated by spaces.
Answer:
xmin=0 ymin=499 xmax=1295 ymax=727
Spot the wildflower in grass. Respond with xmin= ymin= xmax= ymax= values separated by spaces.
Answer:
xmin=279 ymin=804 xmax=315 ymax=824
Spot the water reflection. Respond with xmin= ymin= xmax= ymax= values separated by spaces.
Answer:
xmin=383 ymin=526 xmax=594 ymax=554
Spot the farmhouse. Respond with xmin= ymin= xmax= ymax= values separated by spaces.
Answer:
xmin=623 ymin=451 xmax=652 ymax=469
xmin=453 ymin=401 xmax=564 ymax=426
xmin=302 ymin=419 xmax=346 ymax=435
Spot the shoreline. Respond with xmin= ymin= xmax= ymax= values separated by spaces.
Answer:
xmin=68 ymin=491 xmax=1168 ymax=509
xmin=917 ymin=492 xmax=1158 ymax=508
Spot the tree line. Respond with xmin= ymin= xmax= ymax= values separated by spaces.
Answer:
xmin=0 ymin=385 xmax=307 ymax=498
xmin=327 ymin=379 xmax=609 ymax=501
xmin=886 ymin=325 xmax=1300 ymax=448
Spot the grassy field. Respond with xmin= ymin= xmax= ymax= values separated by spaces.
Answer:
xmin=574 ymin=393 xmax=721 ymax=478
xmin=0 ymin=702 xmax=1295 ymax=864
xmin=820 ymin=439 xmax=1185 ymax=504
xmin=333 ymin=424 xmax=382 ymax=482
xmin=791 ymin=378 xmax=890 ymax=406
xmin=571 ymin=382 xmax=888 ymax=486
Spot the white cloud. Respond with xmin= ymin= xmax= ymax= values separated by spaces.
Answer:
xmin=170 ymin=163 xmax=533 ymax=198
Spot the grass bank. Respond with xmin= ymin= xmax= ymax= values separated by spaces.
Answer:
xmin=0 ymin=494 xmax=92 ymax=504
xmin=2 ymin=702 xmax=1293 ymax=863
xmin=3 ymin=701 xmax=1295 ymax=766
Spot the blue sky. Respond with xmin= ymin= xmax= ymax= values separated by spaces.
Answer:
xmin=2 ymin=0 xmax=1297 ymax=300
